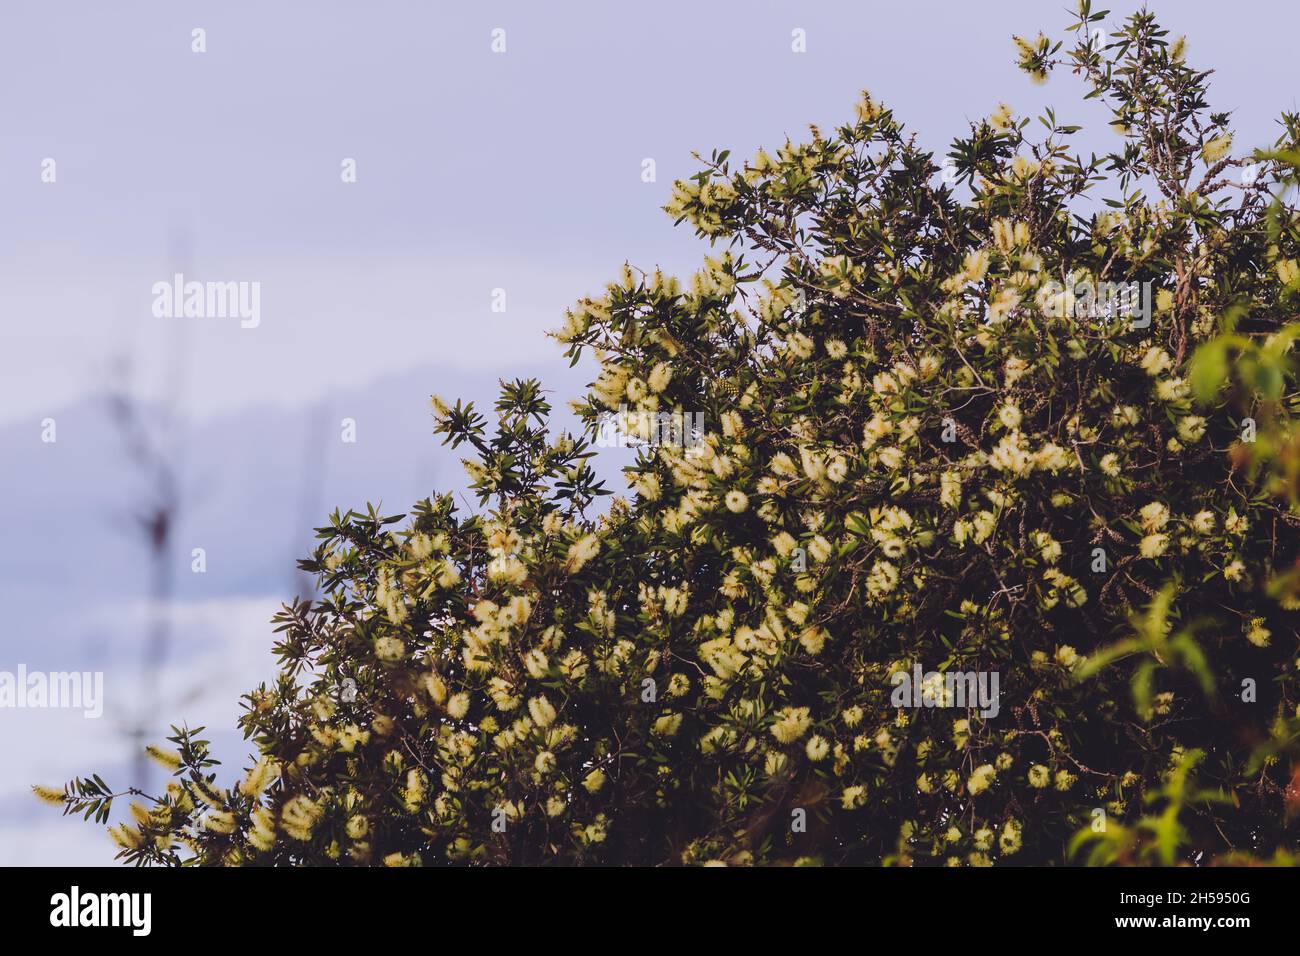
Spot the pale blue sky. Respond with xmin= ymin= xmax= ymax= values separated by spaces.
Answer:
xmin=2 ymin=0 xmax=1296 ymax=425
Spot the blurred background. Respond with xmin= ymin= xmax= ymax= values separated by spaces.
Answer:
xmin=1 ymin=0 xmax=1293 ymax=864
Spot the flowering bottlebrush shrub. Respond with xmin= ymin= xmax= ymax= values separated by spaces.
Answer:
xmin=40 ymin=6 xmax=1300 ymax=866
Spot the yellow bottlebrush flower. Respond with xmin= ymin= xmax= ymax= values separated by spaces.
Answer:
xmin=1202 ymin=133 xmax=1232 ymax=164
xmin=248 ymin=807 xmax=277 ymax=852
xmin=770 ymin=531 xmax=797 ymax=557
xmin=402 ymin=769 xmax=426 ymax=812
xmin=968 ymin=764 xmax=996 ymax=795
xmin=798 ymin=446 xmax=826 ymax=481
xmin=842 ymin=785 xmax=868 ymax=809
xmin=770 ymin=452 xmax=797 ymax=478
xmin=486 ymin=554 xmax=528 ymax=586
xmin=1003 ymin=356 xmax=1028 ymax=387
xmin=866 ymin=559 xmax=900 ymax=599
xmin=724 ymin=489 xmax=748 ymax=513
xmin=770 ymin=706 xmax=813 ymax=744
xmin=565 ymin=534 xmax=601 ymax=574
xmin=854 ymin=89 xmax=883 ymax=123
xmin=862 ymin=413 xmax=892 ymax=449
xmin=873 ymin=447 xmax=904 ymax=473
xmin=1140 ymin=347 xmax=1172 ymax=377
xmin=1012 ymin=33 xmax=1050 ymax=84
xmin=204 ymin=810 xmax=236 ymax=834
xmin=786 ymin=332 xmax=815 ymax=359
xmin=798 ymin=626 xmax=827 ymax=655
xmin=109 ymin=823 xmax=144 ymax=849
xmin=999 ymin=820 xmax=1023 ymax=855
xmin=1139 ymin=501 xmax=1170 ymax=531
xmin=146 ymin=745 xmax=183 ymax=772
xmin=523 ymin=648 xmax=549 ymax=679
xmin=1139 ymin=533 xmax=1169 ymax=559
xmin=1034 ymin=442 xmax=1070 ymax=473
xmin=1154 ymin=377 xmax=1188 ymax=402
xmin=337 ymin=724 xmax=370 ymax=753
xmin=281 ymin=795 xmax=322 ymax=841
xmin=805 ymin=735 xmax=830 ymax=762
xmin=652 ymin=713 xmax=683 ymax=737
xmin=786 ymin=601 xmax=810 ymax=626
xmin=1028 ymin=764 xmax=1051 ymax=788
xmin=1032 ymin=531 xmax=1062 ymax=564
xmin=447 ymin=692 xmax=470 ymax=720
xmin=1246 ymin=617 xmax=1271 ymax=648
xmin=1176 ymin=415 xmax=1206 ymax=443
xmin=583 ymin=768 xmax=607 ymax=793
xmin=32 ymin=784 xmax=65 ymax=805
xmin=720 ymin=409 xmax=744 ymax=437
xmin=193 ymin=778 xmax=225 ymax=809
xmin=988 ymin=431 xmax=1032 ymax=476
xmin=1011 ymin=155 xmax=1040 ymax=180
xmin=424 ymin=671 xmax=448 ymax=705
xmin=528 ymin=695 xmax=557 ymax=728
xmin=648 ymin=362 xmax=673 ymax=393
xmin=312 ymin=694 xmax=337 ymax=722
xmin=633 ymin=472 xmax=662 ymax=501
xmin=940 ymin=471 xmax=962 ymax=509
